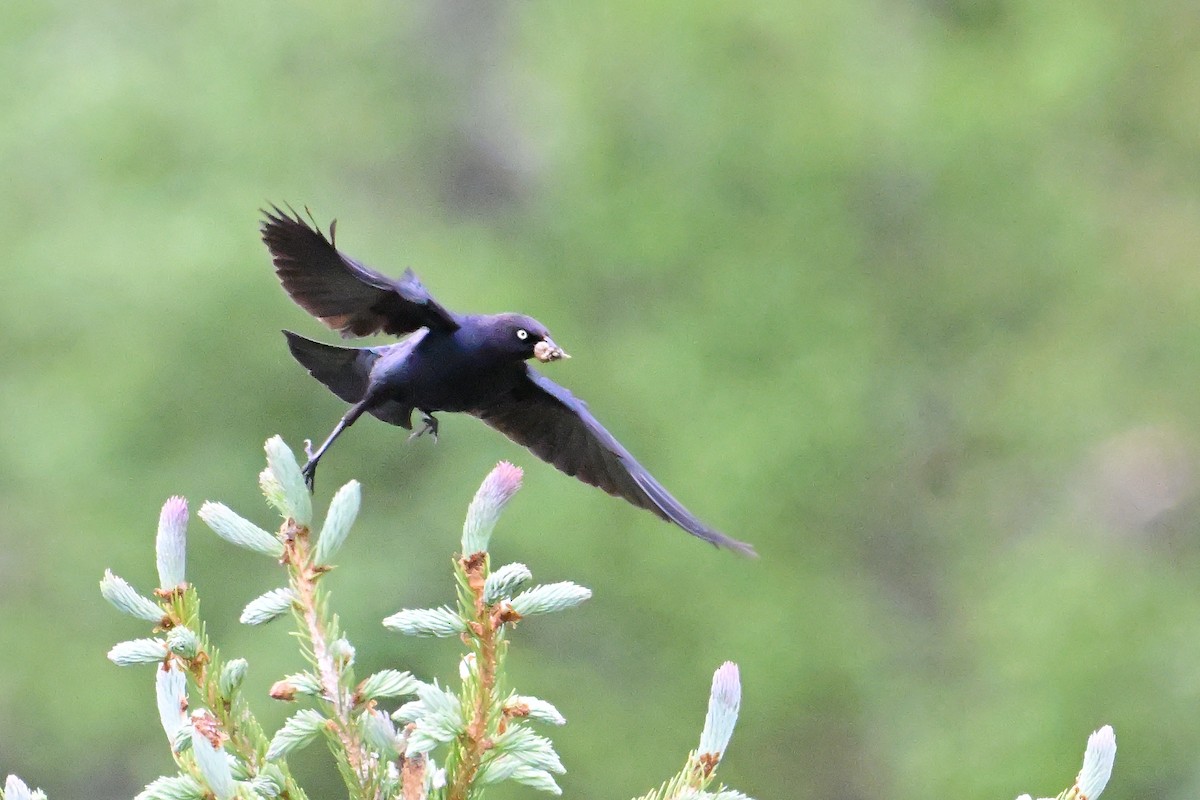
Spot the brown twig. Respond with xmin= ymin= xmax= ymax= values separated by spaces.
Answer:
xmin=401 ymin=751 xmax=428 ymax=800
xmin=284 ymin=519 xmax=382 ymax=800
xmin=447 ymin=552 xmax=500 ymax=800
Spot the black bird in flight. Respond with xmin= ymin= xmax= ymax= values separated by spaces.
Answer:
xmin=261 ymin=207 xmax=754 ymax=555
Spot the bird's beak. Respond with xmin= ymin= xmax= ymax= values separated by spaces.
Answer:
xmin=534 ymin=338 xmax=570 ymax=363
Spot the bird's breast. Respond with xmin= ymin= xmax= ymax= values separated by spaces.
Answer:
xmin=401 ymin=340 xmax=523 ymax=412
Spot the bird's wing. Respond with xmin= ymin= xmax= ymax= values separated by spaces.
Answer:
xmin=473 ymin=368 xmax=755 ymax=555
xmin=262 ymin=207 xmax=459 ymax=337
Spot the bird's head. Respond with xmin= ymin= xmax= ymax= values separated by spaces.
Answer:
xmin=486 ymin=314 xmax=570 ymax=364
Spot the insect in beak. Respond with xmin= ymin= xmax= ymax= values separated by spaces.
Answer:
xmin=534 ymin=338 xmax=570 ymax=362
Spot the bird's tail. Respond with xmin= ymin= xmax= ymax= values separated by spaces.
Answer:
xmin=283 ymin=330 xmax=377 ymax=405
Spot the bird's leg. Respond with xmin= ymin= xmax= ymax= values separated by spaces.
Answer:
xmin=407 ymin=410 xmax=439 ymax=443
xmin=302 ymin=400 xmax=370 ymax=490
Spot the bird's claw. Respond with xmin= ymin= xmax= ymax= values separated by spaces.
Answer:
xmin=408 ymin=413 xmax=439 ymax=443
xmin=301 ymin=459 xmax=317 ymax=492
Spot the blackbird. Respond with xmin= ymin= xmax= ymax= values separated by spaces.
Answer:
xmin=262 ymin=207 xmax=754 ymax=555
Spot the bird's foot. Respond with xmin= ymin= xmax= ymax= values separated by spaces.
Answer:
xmin=301 ymin=458 xmax=318 ymax=491
xmin=408 ymin=412 xmax=440 ymax=443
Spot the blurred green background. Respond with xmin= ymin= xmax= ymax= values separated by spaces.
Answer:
xmin=3 ymin=1 xmax=1199 ymax=797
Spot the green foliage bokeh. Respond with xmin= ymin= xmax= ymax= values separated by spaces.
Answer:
xmin=2 ymin=1 xmax=1199 ymax=798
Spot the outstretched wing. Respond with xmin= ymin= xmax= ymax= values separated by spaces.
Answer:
xmin=262 ymin=207 xmax=459 ymax=338
xmin=472 ymin=368 xmax=755 ymax=555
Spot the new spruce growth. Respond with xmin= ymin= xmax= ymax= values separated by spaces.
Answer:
xmin=70 ymin=438 xmax=754 ymax=800
xmin=0 ymin=435 xmax=1120 ymax=800
xmin=1016 ymin=725 xmax=1117 ymax=800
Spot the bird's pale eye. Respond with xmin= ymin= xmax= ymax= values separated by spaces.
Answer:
xmin=516 ymin=328 xmax=529 ymax=340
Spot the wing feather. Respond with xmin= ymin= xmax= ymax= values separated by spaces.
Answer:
xmin=474 ymin=368 xmax=755 ymax=555
xmin=262 ymin=207 xmax=459 ymax=337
